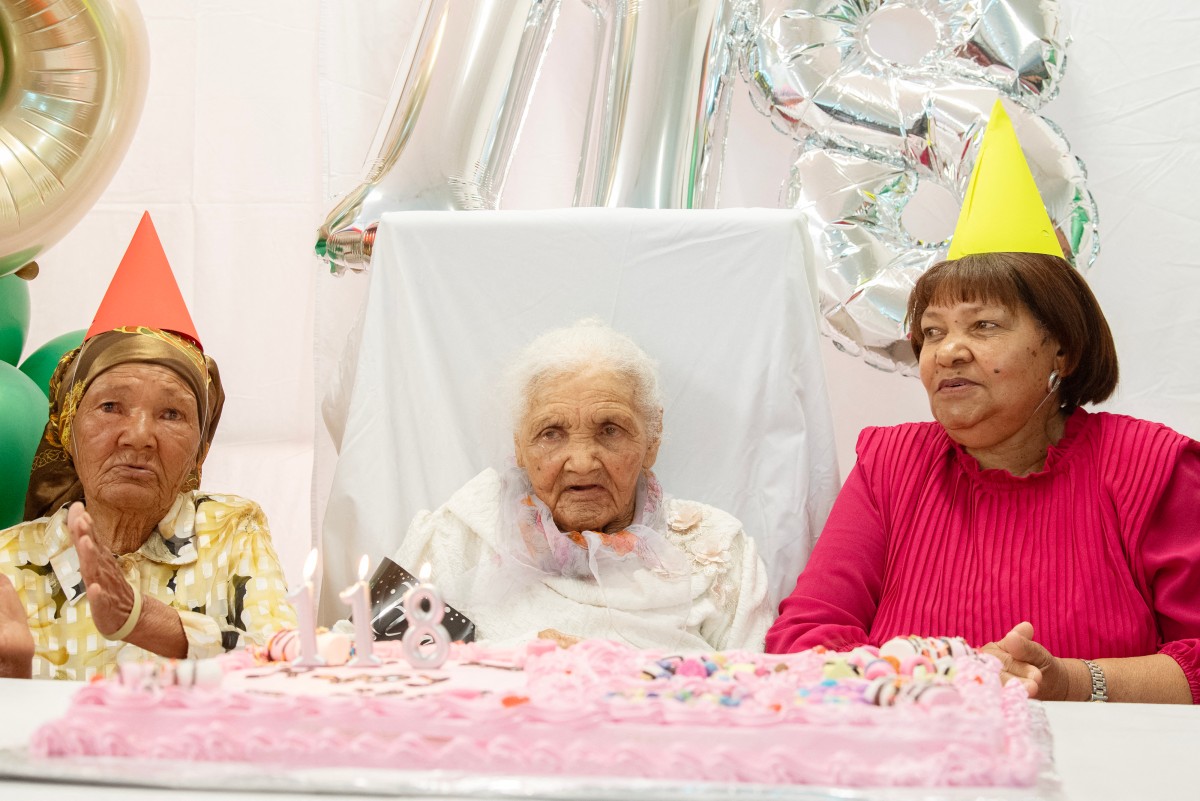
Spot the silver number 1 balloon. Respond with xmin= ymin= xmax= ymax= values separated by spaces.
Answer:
xmin=317 ymin=0 xmax=563 ymax=273
xmin=574 ymin=0 xmax=744 ymax=209
xmin=317 ymin=0 xmax=748 ymax=272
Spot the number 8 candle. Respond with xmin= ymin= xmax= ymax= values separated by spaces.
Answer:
xmin=401 ymin=563 xmax=450 ymax=669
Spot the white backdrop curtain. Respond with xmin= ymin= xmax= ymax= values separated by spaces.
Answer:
xmin=25 ymin=1 xmax=323 ymax=583
xmin=22 ymin=0 xmax=1200 ymax=590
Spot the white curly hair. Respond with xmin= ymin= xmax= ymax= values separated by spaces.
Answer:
xmin=503 ymin=318 xmax=663 ymax=441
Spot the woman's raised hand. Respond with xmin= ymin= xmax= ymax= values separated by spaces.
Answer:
xmin=67 ymin=502 xmax=138 ymax=638
xmin=0 ymin=572 xmax=34 ymax=678
xmin=981 ymin=621 xmax=1074 ymax=700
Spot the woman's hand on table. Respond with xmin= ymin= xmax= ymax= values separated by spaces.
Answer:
xmin=982 ymin=621 xmax=1081 ymax=701
xmin=982 ymin=621 xmax=1195 ymax=703
xmin=0 ymin=572 xmax=34 ymax=678
xmin=538 ymin=629 xmax=581 ymax=648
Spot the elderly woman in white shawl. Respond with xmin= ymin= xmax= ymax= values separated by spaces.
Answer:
xmin=394 ymin=320 xmax=771 ymax=651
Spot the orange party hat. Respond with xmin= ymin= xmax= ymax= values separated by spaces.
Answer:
xmin=86 ymin=211 xmax=202 ymax=350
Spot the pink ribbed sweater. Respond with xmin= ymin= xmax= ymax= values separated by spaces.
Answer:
xmin=767 ymin=410 xmax=1200 ymax=703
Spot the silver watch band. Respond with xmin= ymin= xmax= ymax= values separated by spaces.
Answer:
xmin=1083 ymin=659 xmax=1108 ymax=702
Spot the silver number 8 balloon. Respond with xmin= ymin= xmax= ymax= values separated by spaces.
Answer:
xmin=741 ymin=0 xmax=1098 ymax=373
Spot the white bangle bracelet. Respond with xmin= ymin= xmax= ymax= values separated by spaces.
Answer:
xmin=107 ymin=582 xmax=143 ymax=641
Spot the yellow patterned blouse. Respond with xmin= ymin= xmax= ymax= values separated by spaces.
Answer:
xmin=0 ymin=491 xmax=297 ymax=680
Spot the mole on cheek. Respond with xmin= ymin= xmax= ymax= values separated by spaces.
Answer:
xmin=993 ymin=369 xmax=1001 ymax=374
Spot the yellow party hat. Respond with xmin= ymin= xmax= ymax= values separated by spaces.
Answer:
xmin=947 ymin=99 xmax=1064 ymax=259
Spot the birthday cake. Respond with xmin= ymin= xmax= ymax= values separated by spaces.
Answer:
xmin=29 ymin=636 xmax=1041 ymax=788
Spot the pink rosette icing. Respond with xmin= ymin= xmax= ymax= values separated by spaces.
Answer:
xmin=28 ymin=634 xmax=1043 ymax=788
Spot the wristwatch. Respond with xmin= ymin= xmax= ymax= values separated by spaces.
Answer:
xmin=1082 ymin=660 xmax=1108 ymax=702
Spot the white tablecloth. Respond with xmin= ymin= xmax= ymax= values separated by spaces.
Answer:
xmin=1 ymin=678 xmax=1195 ymax=800
xmin=318 ymin=208 xmax=842 ymax=620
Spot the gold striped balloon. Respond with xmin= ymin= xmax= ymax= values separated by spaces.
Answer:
xmin=0 ymin=0 xmax=149 ymax=277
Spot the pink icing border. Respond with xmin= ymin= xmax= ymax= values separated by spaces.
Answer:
xmin=29 ymin=640 xmax=1040 ymax=787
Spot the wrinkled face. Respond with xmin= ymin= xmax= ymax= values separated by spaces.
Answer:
xmin=515 ymin=369 xmax=659 ymax=534
xmin=918 ymin=299 xmax=1063 ymax=451
xmin=71 ymin=364 xmax=202 ymax=518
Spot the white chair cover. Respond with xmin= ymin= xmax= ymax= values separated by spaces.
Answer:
xmin=318 ymin=208 xmax=839 ymax=622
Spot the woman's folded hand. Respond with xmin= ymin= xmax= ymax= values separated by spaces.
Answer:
xmin=981 ymin=621 xmax=1073 ymax=701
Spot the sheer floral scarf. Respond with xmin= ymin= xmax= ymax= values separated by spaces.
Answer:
xmin=498 ymin=467 xmax=688 ymax=580
xmin=484 ymin=467 xmax=693 ymax=648
xmin=23 ymin=327 xmax=225 ymax=521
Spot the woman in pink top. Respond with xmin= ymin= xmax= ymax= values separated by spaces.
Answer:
xmin=768 ymin=252 xmax=1199 ymax=704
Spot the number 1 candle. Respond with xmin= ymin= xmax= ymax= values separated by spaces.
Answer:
xmin=286 ymin=548 xmax=324 ymax=667
xmin=339 ymin=554 xmax=380 ymax=667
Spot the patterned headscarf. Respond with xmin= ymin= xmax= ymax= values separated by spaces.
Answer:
xmin=23 ymin=326 xmax=225 ymax=521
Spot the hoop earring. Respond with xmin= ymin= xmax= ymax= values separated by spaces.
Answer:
xmin=1047 ymin=370 xmax=1061 ymax=393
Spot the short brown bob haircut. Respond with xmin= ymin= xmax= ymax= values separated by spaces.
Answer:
xmin=906 ymin=252 xmax=1118 ymax=412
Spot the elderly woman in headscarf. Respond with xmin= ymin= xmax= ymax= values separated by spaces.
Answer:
xmin=0 ymin=326 xmax=296 ymax=680
xmin=393 ymin=319 xmax=771 ymax=651
xmin=0 ymin=219 xmax=295 ymax=680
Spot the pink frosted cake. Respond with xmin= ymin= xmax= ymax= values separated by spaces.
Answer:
xmin=29 ymin=637 xmax=1041 ymax=788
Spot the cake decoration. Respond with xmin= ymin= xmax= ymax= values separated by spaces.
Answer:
xmin=30 ymin=634 xmax=1043 ymax=789
xmin=367 ymin=557 xmax=476 ymax=643
xmin=338 ymin=554 xmax=380 ymax=666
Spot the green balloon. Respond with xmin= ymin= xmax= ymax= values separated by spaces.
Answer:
xmin=19 ymin=329 xmax=86 ymax=397
xmin=0 ymin=274 xmax=32 ymax=366
xmin=0 ymin=362 xmax=49 ymax=527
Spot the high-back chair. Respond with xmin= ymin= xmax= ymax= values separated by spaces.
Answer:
xmin=318 ymin=208 xmax=840 ymax=622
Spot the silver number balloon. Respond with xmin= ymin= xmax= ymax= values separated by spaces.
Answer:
xmin=0 ymin=0 xmax=149 ymax=277
xmin=746 ymin=0 xmax=1067 ymax=140
xmin=743 ymin=0 xmax=1096 ymax=372
xmin=574 ymin=0 xmax=744 ymax=208
xmin=318 ymin=0 xmax=751 ymax=272
xmin=317 ymin=0 xmax=562 ymax=273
